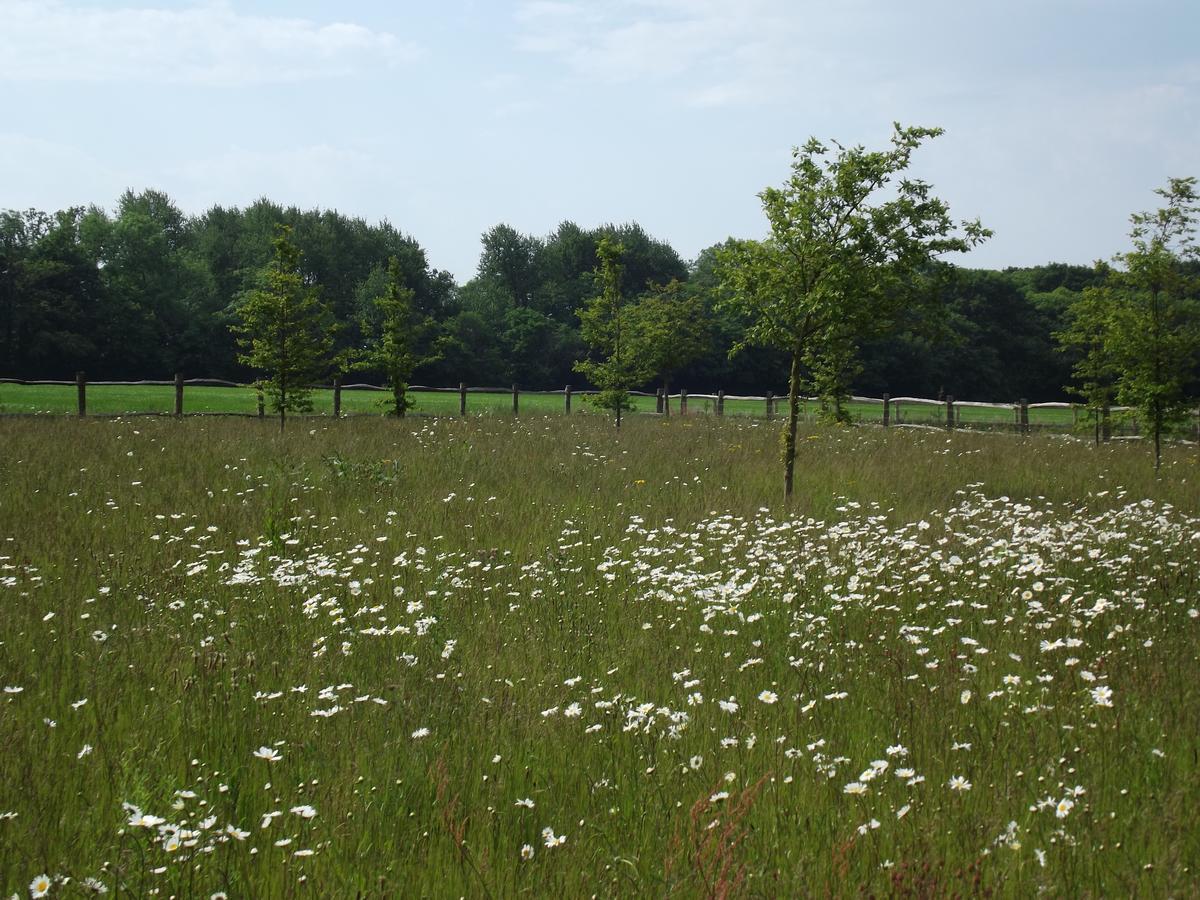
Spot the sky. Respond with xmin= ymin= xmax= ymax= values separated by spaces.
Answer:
xmin=2 ymin=0 xmax=1197 ymax=282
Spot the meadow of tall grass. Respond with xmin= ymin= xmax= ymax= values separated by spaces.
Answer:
xmin=1 ymin=416 xmax=1197 ymax=897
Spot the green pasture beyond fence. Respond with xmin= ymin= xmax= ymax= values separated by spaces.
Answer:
xmin=0 ymin=376 xmax=1159 ymax=434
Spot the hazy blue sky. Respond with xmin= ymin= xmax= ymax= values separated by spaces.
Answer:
xmin=2 ymin=0 xmax=1197 ymax=280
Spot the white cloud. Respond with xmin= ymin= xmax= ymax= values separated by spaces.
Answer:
xmin=516 ymin=1 xmax=753 ymax=80
xmin=512 ymin=0 xmax=889 ymax=108
xmin=0 ymin=0 xmax=420 ymax=85
xmin=511 ymin=0 xmax=1200 ymax=118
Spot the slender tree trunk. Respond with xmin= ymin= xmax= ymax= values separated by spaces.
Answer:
xmin=784 ymin=348 xmax=802 ymax=499
xmin=616 ymin=401 xmax=622 ymax=429
xmin=278 ymin=312 xmax=287 ymax=432
xmin=1152 ymin=288 xmax=1162 ymax=470
xmin=1154 ymin=399 xmax=1162 ymax=472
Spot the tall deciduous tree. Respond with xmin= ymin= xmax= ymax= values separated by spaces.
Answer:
xmin=478 ymin=224 xmax=544 ymax=310
xmin=103 ymin=190 xmax=217 ymax=375
xmin=355 ymin=256 xmax=439 ymax=417
xmin=0 ymin=208 xmax=106 ymax=376
xmin=625 ymin=280 xmax=710 ymax=411
xmin=232 ymin=224 xmax=334 ymax=430
xmin=718 ymin=124 xmax=989 ymax=497
xmin=1056 ymin=265 xmax=1119 ymax=443
xmin=575 ymin=238 xmax=647 ymax=427
xmin=1062 ymin=178 xmax=1199 ymax=468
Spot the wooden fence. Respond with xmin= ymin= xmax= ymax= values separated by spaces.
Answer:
xmin=0 ymin=373 xmax=1183 ymax=438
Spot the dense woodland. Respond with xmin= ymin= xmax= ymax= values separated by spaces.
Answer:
xmin=0 ymin=188 xmax=1132 ymax=400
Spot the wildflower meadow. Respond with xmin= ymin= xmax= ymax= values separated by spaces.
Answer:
xmin=1 ymin=416 xmax=1198 ymax=897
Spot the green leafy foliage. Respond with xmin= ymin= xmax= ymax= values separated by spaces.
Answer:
xmin=1059 ymin=178 xmax=1200 ymax=467
xmin=1056 ymin=271 xmax=1120 ymax=437
xmin=354 ymin=257 xmax=440 ymax=417
xmin=232 ymin=225 xmax=334 ymax=429
xmin=717 ymin=124 xmax=989 ymax=495
xmin=5 ymin=177 xmax=1198 ymax=420
xmin=623 ymin=280 xmax=711 ymax=403
xmin=574 ymin=238 xmax=650 ymax=426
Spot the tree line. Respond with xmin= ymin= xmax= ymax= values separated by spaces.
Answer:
xmin=0 ymin=188 xmax=1115 ymax=401
xmin=2 ymin=125 xmax=1197 ymax=466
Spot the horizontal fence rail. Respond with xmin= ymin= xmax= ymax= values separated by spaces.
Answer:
xmin=1 ymin=374 xmax=1191 ymax=441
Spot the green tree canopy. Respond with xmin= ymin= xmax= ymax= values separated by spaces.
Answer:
xmin=574 ymin=238 xmax=650 ymax=427
xmin=718 ymin=124 xmax=989 ymax=496
xmin=0 ymin=208 xmax=107 ymax=376
xmin=1060 ymin=178 xmax=1200 ymax=468
xmin=624 ymin=279 xmax=711 ymax=408
xmin=354 ymin=257 xmax=440 ymax=417
xmin=478 ymin=224 xmax=544 ymax=311
xmin=232 ymin=224 xmax=334 ymax=430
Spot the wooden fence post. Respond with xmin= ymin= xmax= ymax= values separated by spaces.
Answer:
xmin=459 ymin=383 xmax=467 ymax=416
xmin=512 ymin=384 xmax=519 ymax=415
xmin=333 ymin=376 xmax=342 ymax=419
xmin=663 ymin=387 xmax=670 ymax=417
xmin=766 ymin=391 xmax=774 ymax=420
xmin=946 ymin=395 xmax=955 ymax=430
xmin=656 ymin=389 xmax=664 ymax=415
xmin=174 ymin=373 xmax=184 ymax=416
xmin=882 ymin=393 xmax=890 ymax=427
xmin=1101 ymin=404 xmax=1111 ymax=442
xmin=680 ymin=389 xmax=688 ymax=416
xmin=716 ymin=390 xmax=725 ymax=416
xmin=257 ymin=386 xmax=265 ymax=419
xmin=1019 ymin=398 xmax=1029 ymax=435
xmin=564 ymin=385 xmax=571 ymax=414
xmin=76 ymin=371 xmax=86 ymax=417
